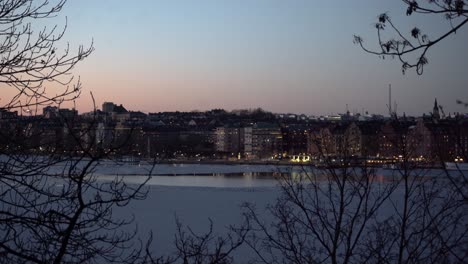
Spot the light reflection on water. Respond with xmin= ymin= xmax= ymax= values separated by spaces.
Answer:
xmin=97 ymin=172 xmax=280 ymax=188
xmin=95 ymin=166 xmax=455 ymax=188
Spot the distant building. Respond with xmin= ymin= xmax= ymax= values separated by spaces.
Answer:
xmin=282 ymin=125 xmax=309 ymax=156
xmin=43 ymin=106 xmax=77 ymax=120
xmin=455 ymin=120 xmax=468 ymax=160
xmin=214 ymin=125 xmax=255 ymax=158
xmin=358 ymin=121 xmax=381 ymax=157
xmin=407 ymin=119 xmax=458 ymax=162
xmin=215 ymin=125 xmax=241 ymax=155
xmin=102 ymin=102 xmax=115 ymax=113
xmin=43 ymin=106 xmax=58 ymax=118
xmin=58 ymin=108 xmax=78 ymax=120
xmin=101 ymin=102 xmax=149 ymax=124
xmin=379 ymin=121 xmax=400 ymax=158
xmin=242 ymin=127 xmax=253 ymax=158
xmin=332 ymin=123 xmax=361 ymax=156
xmin=102 ymin=102 xmax=129 ymax=117
xmin=0 ymin=109 xmax=18 ymax=120
xmin=378 ymin=120 xmax=413 ymax=159
xmin=308 ymin=125 xmax=335 ymax=156
xmin=114 ymin=111 xmax=146 ymax=124
xmin=252 ymin=122 xmax=282 ymax=159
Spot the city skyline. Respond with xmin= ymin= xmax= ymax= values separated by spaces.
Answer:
xmin=0 ymin=2 xmax=467 ymax=262
xmin=83 ymin=97 xmax=453 ymax=118
xmin=5 ymin=0 xmax=465 ymax=116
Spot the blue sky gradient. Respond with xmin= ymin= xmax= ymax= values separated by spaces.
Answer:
xmin=52 ymin=0 xmax=468 ymax=115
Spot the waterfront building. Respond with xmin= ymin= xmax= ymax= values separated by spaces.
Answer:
xmin=252 ymin=122 xmax=282 ymax=159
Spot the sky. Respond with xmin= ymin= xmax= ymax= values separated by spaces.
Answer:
xmin=23 ymin=0 xmax=468 ymax=115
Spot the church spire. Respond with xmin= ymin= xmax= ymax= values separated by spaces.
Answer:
xmin=433 ymin=98 xmax=440 ymax=120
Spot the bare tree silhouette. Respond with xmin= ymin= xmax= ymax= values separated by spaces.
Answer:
xmin=139 ymin=215 xmax=251 ymax=264
xmin=242 ymin=120 xmax=467 ymax=263
xmin=0 ymin=128 xmax=152 ymax=263
xmin=363 ymin=119 xmax=467 ymax=263
xmin=0 ymin=1 xmax=155 ymax=263
xmin=0 ymin=0 xmax=93 ymax=113
xmin=354 ymin=0 xmax=468 ymax=75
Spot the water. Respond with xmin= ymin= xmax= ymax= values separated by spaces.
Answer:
xmin=94 ymin=162 xmax=295 ymax=187
xmin=2 ymin=160 xmax=465 ymax=261
xmin=97 ymin=173 xmax=279 ymax=188
xmin=93 ymin=162 xmax=455 ymax=188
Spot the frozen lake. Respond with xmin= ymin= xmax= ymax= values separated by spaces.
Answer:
xmin=120 ymin=185 xmax=278 ymax=260
xmin=95 ymin=163 xmax=284 ymax=187
xmin=94 ymin=162 xmax=453 ymax=188
xmin=1 ymin=159 xmax=465 ymax=262
xmin=102 ymin=163 xmax=465 ymax=260
xmin=97 ymin=164 xmax=284 ymax=258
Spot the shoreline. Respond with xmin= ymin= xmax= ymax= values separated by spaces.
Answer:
xmin=118 ymin=158 xmax=449 ymax=170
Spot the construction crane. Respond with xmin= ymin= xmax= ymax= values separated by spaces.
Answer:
xmin=439 ymin=105 xmax=446 ymax=119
